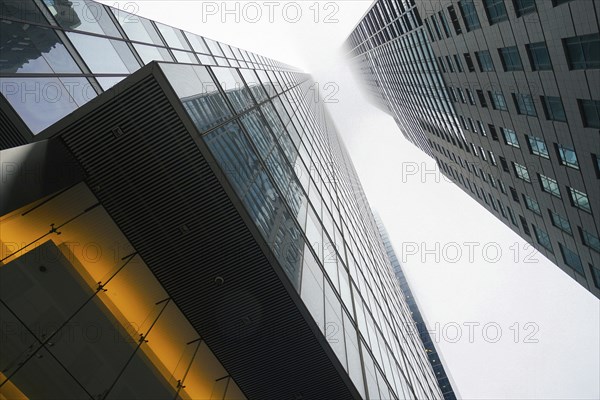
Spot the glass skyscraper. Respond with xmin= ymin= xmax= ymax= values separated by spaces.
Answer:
xmin=346 ymin=0 xmax=600 ymax=299
xmin=1 ymin=1 xmax=446 ymax=398
xmin=375 ymin=214 xmax=458 ymax=400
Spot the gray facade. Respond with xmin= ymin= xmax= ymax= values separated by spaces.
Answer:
xmin=346 ymin=0 xmax=600 ymax=299
xmin=1 ymin=0 xmax=443 ymax=398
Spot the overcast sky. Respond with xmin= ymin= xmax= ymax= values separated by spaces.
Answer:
xmin=104 ymin=1 xmax=600 ymax=398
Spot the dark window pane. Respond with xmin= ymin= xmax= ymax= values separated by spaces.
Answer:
xmin=527 ymin=42 xmax=552 ymax=71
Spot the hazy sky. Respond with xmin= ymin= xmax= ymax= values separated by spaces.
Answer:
xmin=104 ymin=1 xmax=600 ymax=398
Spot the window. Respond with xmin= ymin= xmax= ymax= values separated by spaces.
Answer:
xmin=593 ymin=154 xmax=600 ymax=178
xmin=540 ymin=174 xmax=561 ymax=197
xmin=489 ymin=91 xmax=508 ymax=110
xmin=483 ymin=0 xmax=508 ymax=24
xmin=476 ymin=50 xmax=495 ymax=71
xmin=568 ymin=187 xmax=591 ymax=212
xmin=500 ymin=157 xmax=510 ymax=172
xmin=541 ymin=96 xmax=567 ymax=122
xmin=470 ymin=119 xmax=478 ymax=132
xmin=591 ymin=265 xmax=600 ymax=289
xmin=499 ymin=180 xmax=507 ymax=194
xmin=478 ymin=121 xmax=487 ymax=136
xmin=579 ymin=99 xmax=600 ymax=128
xmin=534 ymin=226 xmax=553 ymax=252
xmin=580 ymin=228 xmax=600 ymax=253
xmin=476 ymin=90 xmax=488 ymax=107
xmin=454 ymin=54 xmax=464 ymax=72
xmin=457 ymin=88 xmax=466 ymax=103
xmin=550 ymin=210 xmax=572 ymax=235
xmin=526 ymin=42 xmax=552 ymax=70
xmin=559 ymin=243 xmax=585 ymax=275
xmin=464 ymin=53 xmax=476 ymax=72
xmin=438 ymin=11 xmax=451 ymax=38
xmin=527 ymin=135 xmax=549 ymax=158
xmin=552 ymin=0 xmax=574 ymax=5
xmin=513 ymin=93 xmax=537 ymax=116
xmin=513 ymin=162 xmax=531 ymax=182
xmin=499 ymin=46 xmax=524 ymax=71
xmin=489 ymin=151 xmax=497 ymax=165
xmin=489 ymin=124 xmax=499 ymax=141
xmin=523 ymin=195 xmax=541 ymax=215
xmin=466 ymin=89 xmax=475 ymax=105
xmin=507 ymin=207 xmax=518 ymax=226
xmin=502 ymin=128 xmax=520 ymax=148
xmin=446 ymin=56 xmax=455 ymax=72
xmin=556 ymin=144 xmax=579 ymax=169
xmin=513 ymin=0 xmax=536 ymax=17
xmin=447 ymin=5 xmax=462 ymax=35
xmin=563 ymin=33 xmax=600 ymax=69
xmin=459 ymin=0 xmax=481 ymax=31
xmin=519 ymin=215 xmax=531 ymax=236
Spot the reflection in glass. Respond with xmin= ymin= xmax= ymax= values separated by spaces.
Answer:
xmin=204 ymin=38 xmax=224 ymax=57
xmin=0 ymin=21 xmax=80 ymax=73
xmin=133 ymin=43 xmax=173 ymax=64
xmin=0 ymin=77 xmax=79 ymax=133
xmin=111 ymin=9 xmax=163 ymax=45
xmin=172 ymin=49 xmax=197 ymax=64
xmin=162 ymin=64 xmax=232 ymax=133
xmin=47 ymin=0 xmax=121 ymax=37
xmin=185 ymin=32 xmax=210 ymax=54
xmin=2 ymin=0 xmax=47 ymax=24
xmin=239 ymin=69 xmax=268 ymax=103
xmin=67 ymin=32 xmax=139 ymax=73
xmin=212 ymin=67 xmax=254 ymax=113
xmin=155 ymin=22 xmax=190 ymax=50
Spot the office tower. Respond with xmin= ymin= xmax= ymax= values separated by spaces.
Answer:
xmin=374 ymin=214 xmax=458 ymax=400
xmin=345 ymin=0 xmax=600 ymax=298
xmin=1 ymin=1 xmax=443 ymax=398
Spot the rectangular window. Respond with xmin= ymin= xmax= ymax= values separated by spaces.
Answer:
xmin=523 ymin=194 xmax=541 ymax=215
xmin=534 ymin=226 xmax=553 ymax=252
xmin=476 ymin=90 xmax=488 ymax=107
xmin=513 ymin=93 xmax=537 ymax=116
xmin=502 ymin=128 xmax=520 ymax=148
xmin=507 ymin=207 xmax=518 ymax=226
xmin=513 ymin=162 xmax=531 ymax=182
xmin=519 ymin=215 xmax=531 ymax=236
xmin=541 ymin=96 xmax=567 ymax=122
xmin=478 ymin=121 xmax=487 ymax=136
xmin=489 ymin=151 xmax=497 ymax=165
xmin=500 ymin=157 xmax=510 ymax=172
xmin=526 ymin=42 xmax=552 ymax=70
xmin=464 ymin=53 xmax=475 ymax=71
xmin=540 ymin=174 xmax=561 ymax=198
xmin=580 ymin=228 xmax=600 ymax=253
xmin=483 ymin=0 xmax=509 ymax=24
xmin=459 ymin=0 xmax=481 ymax=31
xmin=499 ymin=180 xmax=507 ymax=194
xmin=489 ymin=124 xmax=499 ymax=141
xmin=563 ymin=33 xmax=600 ymax=69
xmin=513 ymin=0 xmax=537 ymax=17
xmin=466 ymin=89 xmax=475 ymax=105
xmin=489 ymin=91 xmax=508 ymax=111
xmin=499 ymin=46 xmax=524 ymax=71
xmin=457 ymin=88 xmax=466 ymax=103
xmin=447 ymin=5 xmax=463 ymax=35
xmin=454 ymin=54 xmax=464 ymax=72
xmin=446 ymin=55 xmax=455 ymax=72
xmin=550 ymin=210 xmax=572 ymax=235
xmin=568 ymin=187 xmax=591 ymax=212
xmin=559 ymin=243 xmax=585 ymax=275
xmin=438 ymin=11 xmax=451 ymax=38
xmin=591 ymin=265 xmax=600 ymax=289
xmin=556 ymin=144 xmax=579 ymax=169
xmin=527 ymin=135 xmax=549 ymax=158
xmin=476 ymin=50 xmax=495 ymax=71
xmin=470 ymin=119 xmax=478 ymax=132
xmin=579 ymin=99 xmax=600 ymax=128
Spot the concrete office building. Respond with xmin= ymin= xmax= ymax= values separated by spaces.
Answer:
xmin=1 ymin=0 xmax=444 ymax=398
xmin=345 ymin=0 xmax=600 ymax=298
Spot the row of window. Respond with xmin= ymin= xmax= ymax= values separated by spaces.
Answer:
xmin=436 ymin=34 xmax=600 ymax=76
xmin=439 ymin=154 xmax=599 ymax=288
xmin=449 ymin=82 xmax=600 ymax=128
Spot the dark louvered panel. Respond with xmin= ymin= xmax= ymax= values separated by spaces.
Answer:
xmin=59 ymin=72 xmax=357 ymax=399
xmin=0 ymin=102 xmax=29 ymax=150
